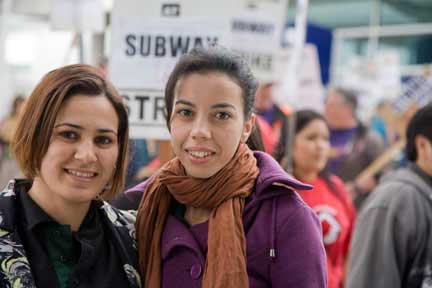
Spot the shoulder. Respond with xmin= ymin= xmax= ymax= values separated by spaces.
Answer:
xmin=258 ymin=182 xmax=320 ymax=235
xmin=367 ymin=168 xmax=427 ymax=207
xmin=99 ymin=203 xmax=138 ymax=257
xmin=101 ymin=202 xmax=137 ymax=227
xmin=277 ymin=189 xmax=320 ymax=234
xmin=111 ymin=176 xmax=156 ymax=210
xmin=0 ymin=180 xmax=17 ymax=198
xmin=328 ymin=174 xmax=344 ymax=187
xmin=0 ymin=180 xmax=19 ymax=232
xmin=326 ymin=175 xmax=355 ymax=209
xmin=358 ymin=168 xmax=429 ymax=228
xmin=0 ymin=204 xmax=34 ymax=287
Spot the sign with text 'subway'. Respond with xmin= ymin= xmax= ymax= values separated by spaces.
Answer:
xmin=110 ymin=0 xmax=286 ymax=139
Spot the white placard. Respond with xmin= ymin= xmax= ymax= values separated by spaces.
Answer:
xmin=229 ymin=14 xmax=282 ymax=82
xmin=273 ymin=44 xmax=324 ymax=111
xmin=121 ymin=89 xmax=170 ymax=139
xmin=110 ymin=0 xmax=287 ymax=139
xmin=110 ymin=17 xmax=228 ymax=90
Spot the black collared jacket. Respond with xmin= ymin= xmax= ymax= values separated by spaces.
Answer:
xmin=0 ymin=179 xmax=142 ymax=288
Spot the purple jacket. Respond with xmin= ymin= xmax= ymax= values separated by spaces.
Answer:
xmin=125 ymin=151 xmax=327 ymax=288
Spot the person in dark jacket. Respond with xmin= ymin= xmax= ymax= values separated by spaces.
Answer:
xmin=115 ymin=47 xmax=327 ymax=288
xmin=0 ymin=64 xmax=141 ymax=288
xmin=347 ymin=104 xmax=432 ymax=288
xmin=324 ymin=88 xmax=385 ymax=209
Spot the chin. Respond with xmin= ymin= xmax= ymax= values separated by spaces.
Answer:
xmin=62 ymin=188 xmax=99 ymax=202
xmin=185 ymin=168 xmax=216 ymax=179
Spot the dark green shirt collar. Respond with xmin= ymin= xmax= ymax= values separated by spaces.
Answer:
xmin=15 ymin=180 xmax=55 ymax=231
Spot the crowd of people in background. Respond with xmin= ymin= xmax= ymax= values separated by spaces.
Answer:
xmin=0 ymin=95 xmax=25 ymax=185
xmin=0 ymin=46 xmax=431 ymax=287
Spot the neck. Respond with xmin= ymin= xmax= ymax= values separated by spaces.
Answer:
xmin=416 ymin=159 xmax=432 ymax=178
xmin=185 ymin=206 xmax=212 ymax=226
xmin=294 ymin=168 xmax=319 ymax=183
xmin=29 ymin=178 xmax=91 ymax=231
xmin=329 ymin=117 xmax=358 ymax=129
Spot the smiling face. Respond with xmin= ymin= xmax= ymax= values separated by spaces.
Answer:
xmin=170 ymin=72 xmax=254 ymax=179
xmin=293 ymin=118 xmax=330 ymax=175
xmin=33 ymin=94 xmax=119 ymax=205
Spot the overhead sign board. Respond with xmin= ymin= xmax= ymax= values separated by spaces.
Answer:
xmin=110 ymin=0 xmax=287 ymax=139
xmin=110 ymin=17 xmax=227 ymax=90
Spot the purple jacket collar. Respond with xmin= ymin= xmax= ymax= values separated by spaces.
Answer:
xmin=252 ymin=151 xmax=311 ymax=195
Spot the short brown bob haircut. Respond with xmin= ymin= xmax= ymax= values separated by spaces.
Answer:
xmin=13 ymin=64 xmax=129 ymax=200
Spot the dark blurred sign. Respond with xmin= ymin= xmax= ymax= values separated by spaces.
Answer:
xmin=161 ymin=3 xmax=180 ymax=17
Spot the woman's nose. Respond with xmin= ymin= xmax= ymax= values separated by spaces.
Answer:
xmin=74 ymin=141 xmax=98 ymax=163
xmin=317 ymin=139 xmax=330 ymax=152
xmin=190 ymin=118 xmax=211 ymax=140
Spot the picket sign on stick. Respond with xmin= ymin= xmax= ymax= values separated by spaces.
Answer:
xmin=110 ymin=0 xmax=288 ymax=164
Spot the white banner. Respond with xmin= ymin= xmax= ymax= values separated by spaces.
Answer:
xmin=110 ymin=0 xmax=287 ymax=139
xmin=229 ymin=14 xmax=281 ymax=82
xmin=110 ymin=17 xmax=228 ymax=90
xmin=273 ymin=44 xmax=324 ymax=111
xmin=121 ymin=89 xmax=170 ymax=138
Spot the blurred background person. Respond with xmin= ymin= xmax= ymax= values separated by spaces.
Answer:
xmin=324 ymin=87 xmax=385 ymax=210
xmin=125 ymin=138 xmax=154 ymax=187
xmin=292 ymin=109 xmax=356 ymax=288
xmin=347 ymin=104 xmax=432 ymax=288
xmin=0 ymin=95 xmax=26 ymax=187
xmin=369 ymin=100 xmax=391 ymax=145
xmin=254 ymin=82 xmax=291 ymax=163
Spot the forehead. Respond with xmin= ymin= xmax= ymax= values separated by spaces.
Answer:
xmin=301 ymin=118 xmax=328 ymax=131
xmin=55 ymin=94 xmax=118 ymax=128
xmin=327 ymin=90 xmax=344 ymax=102
xmin=175 ymin=72 xmax=243 ymax=106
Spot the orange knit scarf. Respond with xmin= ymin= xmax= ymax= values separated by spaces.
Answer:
xmin=136 ymin=144 xmax=259 ymax=288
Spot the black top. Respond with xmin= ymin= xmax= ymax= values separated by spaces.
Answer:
xmin=15 ymin=180 xmax=131 ymax=288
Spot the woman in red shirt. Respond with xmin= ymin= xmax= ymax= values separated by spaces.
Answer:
xmin=291 ymin=109 xmax=356 ymax=288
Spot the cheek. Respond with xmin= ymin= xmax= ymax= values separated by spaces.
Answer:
xmin=98 ymin=150 xmax=118 ymax=180
xmin=104 ymin=147 xmax=119 ymax=167
xmin=322 ymin=143 xmax=330 ymax=157
xmin=292 ymin=142 xmax=305 ymax=163
xmin=219 ymin=126 xmax=242 ymax=150
xmin=41 ymin=142 xmax=69 ymax=167
xmin=38 ymin=149 xmax=67 ymax=181
xmin=169 ymin=125 xmax=187 ymax=153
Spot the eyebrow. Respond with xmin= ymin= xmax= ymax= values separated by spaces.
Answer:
xmin=211 ymin=103 xmax=236 ymax=110
xmin=175 ymin=99 xmax=195 ymax=107
xmin=175 ymin=100 xmax=236 ymax=110
xmin=54 ymin=123 xmax=118 ymax=135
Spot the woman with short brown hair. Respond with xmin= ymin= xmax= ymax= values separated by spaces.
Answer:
xmin=0 ymin=64 xmax=141 ymax=288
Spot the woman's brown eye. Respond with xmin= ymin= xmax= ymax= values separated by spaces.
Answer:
xmin=216 ymin=112 xmax=230 ymax=120
xmin=60 ymin=131 xmax=78 ymax=140
xmin=178 ymin=109 xmax=193 ymax=117
xmin=95 ymin=136 xmax=113 ymax=145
